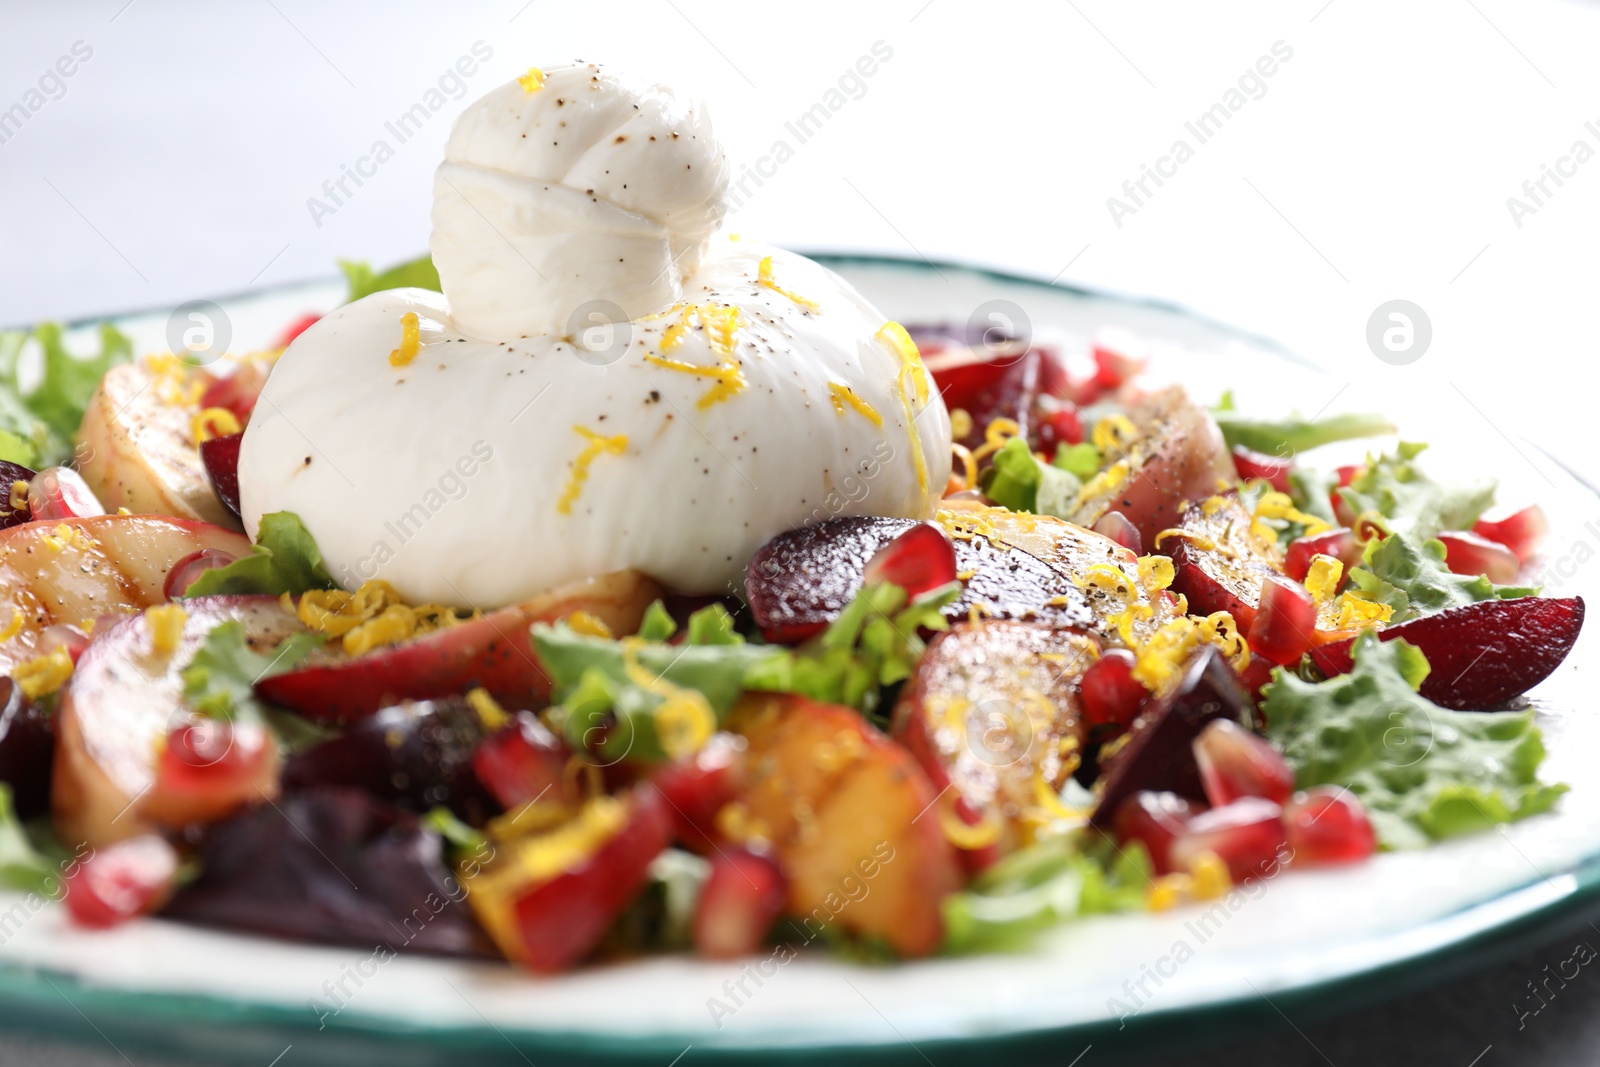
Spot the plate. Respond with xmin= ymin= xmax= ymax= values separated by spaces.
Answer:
xmin=1 ymin=253 xmax=1595 ymax=1066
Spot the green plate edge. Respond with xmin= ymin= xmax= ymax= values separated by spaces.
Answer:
xmin=2 ymin=252 xmax=1590 ymax=1065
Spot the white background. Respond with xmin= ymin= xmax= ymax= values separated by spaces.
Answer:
xmin=2 ymin=0 xmax=1597 ymax=489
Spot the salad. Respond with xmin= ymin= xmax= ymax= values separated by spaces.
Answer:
xmin=0 ymin=63 xmax=1582 ymax=979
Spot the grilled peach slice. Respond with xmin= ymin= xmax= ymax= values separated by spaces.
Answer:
xmin=77 ymin=361 xmax=240 ymax=529
xmin=1069 ymin=385 xmax=1236 ymax=544
xmin=255 ymin=569 xmax=661 ymax=722
xmin=724 ymin=693 xmax=961 ymax=957
xmin=53 ymin=595 xmax=303 ymax=849
xmin=892 ymin=620 xmax=1099 ymax=861
xmin=0 ymin=515 xmax=250 ymax=675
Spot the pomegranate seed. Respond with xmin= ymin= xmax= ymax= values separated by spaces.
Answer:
xmin=1230 ymin=446 xmax=1292 ymax=493
xmin=693 ymin=848 xmax=787 ymax=959
xmin=163 ymin=548 xmax=237 ymax=600
xmin=1335 ymin=464 xmax=1364 ymax=487
xmin=1473 ymin=505 xmax=1548 ymax=564
xmin=1237 ymin=657 xmax=1276 ymax=710
xmin=37 ymin=624 xmax=90 ymax=665
xmin=64 ymin=834 xmax=179 ymax=929
xmin=157 ymin=720 xmax=270 ymax=796
xmin=473 ymin=712 xmax=575 ymax=810
xmin=652 ymin=733 xmax=744 ymax=850
xmin=1113 ymin=791 xmax=1200 ymax=875
xmin=199 ymin=362 xmax=269 ymax=425
xmin=1247 ymin=576 xmax=1317 ymax=666
xmin=26 ymin=467 xmax=104 ymax=521
xmin=1285 ymin=527 xmax=1361 ymax=584
xmin=862 ymin=522 xmax=957 ymax=598
xmin=1193 ymin=719 xmax=1294 ymax=807
xmin=1034 ymin=403 xmax=1084 ymax=456
xmin=1036 ymin=349 xmax=1074 ymax=400
xmin=1092 ymin=511 xmax=1143 ymax=555
xmin=274 ymin=312 xmax=321 ymax=349
xmin=1078 ymin=648 xmax=1148 ymax=731
xmin=198 ymin=432 xmax=243 ymax=518
xmin=1284 ymin=787 xmax=1375 ymax=865
xmin=1168 ymin=797 xmax=1288 ymax=884
xmin=1437 ymin=530 xmax=1521 ymax=584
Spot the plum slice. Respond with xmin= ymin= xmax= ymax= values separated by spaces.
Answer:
xmin=255 ymin=569 xmax=660 ymax=723
xmin=1309 ymin=596 xmax=1585 ymax=709
xmin=891 ymin=620 xmax=1099 ymax=862
xmin=1089 ymin=647 xmax=1254 ymax=826
xmin=1164 ymin=493 xmax=1284 ymax=632
xmin=198 ymin=432 xmax=242 ymax=519
xmin=165 ymin=785 xmax=494 ymax=957
xmin=1068 ymin=385 xmax=1236 ymax=545
xmin=0 ymin=678 xmax=54 ymax=820
xmin=0 ymin=461 xmax=37 ymax=531
xmin=746 ymin=508 xmax=1179 ymax=645
xmin=281 ymin=698 xmax=498 ymax=824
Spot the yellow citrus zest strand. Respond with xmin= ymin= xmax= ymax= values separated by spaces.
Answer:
xmin=190 ymin=407 xmax=242 ymax=445
xmin=756 ymin=255 xmax=819 ymax=310
xmin=557 ymin=426 xmax=629 ymax=515
xmin=827 ymin=382 xmax=883 ymax=426
xmin=388 ymin=311 xmax=421 ymax=368
xmin=517 ymin=67 xmax=545 ymax=93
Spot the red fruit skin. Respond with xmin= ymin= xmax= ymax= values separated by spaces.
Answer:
xmin=472 ymin=712 xmax=577 ymax=811
xmin=1285 ymin=527 xmax=1361 ymax=584
xmin=1436 ymin=530 xmax=1520 ymax=584
xmin=1090 ymin=648 xmax=1253 ymax=825
xmin=862 ymin=522 xmax=958 ymax=599
xmin=1284 ymin=787 xmax=1375 ymax=865
xmin=1230 ymin=446 xmax=1292 ymax=493
xmin=925 ymin=347 xmax=1041 ymax=450
xmin=692 ymin=848 xmax=787 ymax=960
xmin=1237 ymin=657 xmax=1276 ymax=710
xmin=1474 ymin=505 xmax=1549 ymax=563
xmin=1193 ymin=719 xmax=1294 ymax=807
xmin=64 ymin=834 xmax=178 ymax=929
xmin=1247 ymin=576 xmax=1318 ymax=666
xmin=163 ymin=548 xmax=237 ymax=600
xmin=1169 ymin=797 xmax=1289 ymax=884
xmin=1078 ymin=648 xmax=1147 ymax=731
xmin=1311 ymin=596 xmax=1585 ymax=710
xmin=257 ymin=574 xmax=658 ymax=722
xmin=274 ymin=312 xmax=322 ymax=350
xmin=199 ymin=362 xmax=268 ymax=425
xmin=651 ymin=733 xmax=745 ymax=852
xmin=508 ymin=787 xmax=673 ymax=973
xmin=198 ymin=432 xmax=243 ymax=519
xmin=1113 ymin=791 xmax=1200 ymax=875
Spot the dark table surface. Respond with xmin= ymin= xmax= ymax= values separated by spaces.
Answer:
xmin=2 ymin=908 xmax=1598 ymax=1067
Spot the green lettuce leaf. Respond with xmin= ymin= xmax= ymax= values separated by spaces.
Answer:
xmin=535 ymin=604 xmax=785 ymax=763
xmin=1212 ymin=406 xmax=1395 ymax=456
xmin=0 ymin=322 xmax=133 ymax=468
xmin=182 ymin=512 xmax=337 ymax=597
xmin=0 ymin=785 xmax=57 ymax=896
xmin=941 ymin=834 xmax=1150 ymax=954
xmin=1337 ymin=442 xmax=1496 ymax=540
xmin=1345 ymin=532 xmax=1539 ymax=624
xmin=339 ymin=254 xmax=441 ymax=304
xmin=981 ymin=436 xmax=1081 ymax=520
xmin=1053 ymin=441 xmax=1101 ymax=481
xmin=1263 ymin=634 xmax=1566 ymax=849
xmin=180 ymin=620 xmax=325 ymax=721
xmin=537 ymin=580 xmax=962 ymax=764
